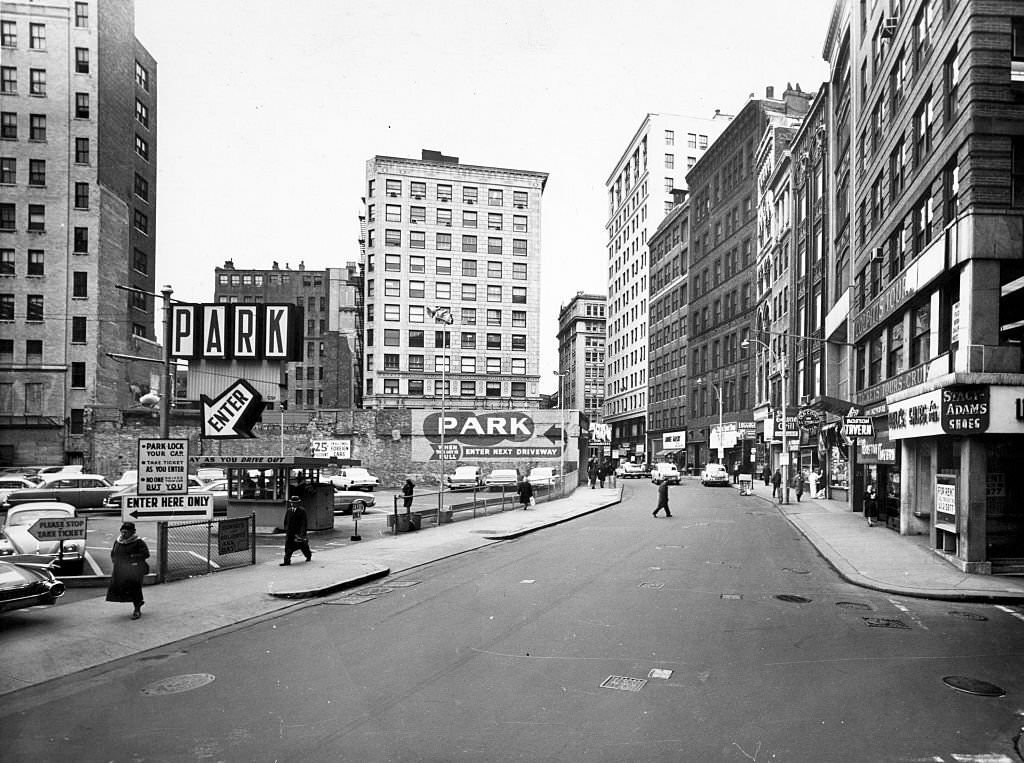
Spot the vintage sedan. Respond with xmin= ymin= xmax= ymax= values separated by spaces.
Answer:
xmin=484 ymin=469 xmax=521 ymax=490
xmin=446 ymin=466 xmax=483 ymax=490
xmin=0 ymin=559 xmax=66 ymax=613
xmin=332 ymin=489 xmax=376 ymax=515
xmin=0 ymin=502 xmax=86 ymax=575
xmin=324 ymin=468 xmax=380 ymax=492
xmin=0 ymin=476 xmax=36 ymax=504
xmin=3 ymin=473 xmax=118 ymax=511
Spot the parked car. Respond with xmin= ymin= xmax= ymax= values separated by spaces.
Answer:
xmin=526 ymin=467 xmax=559 ymax=487
xmin=650 ymin=462 xmax=681 ymax=485
xmin=332 ymin=489 xmax=376 ymax=515
xmin=0 ymin=502 xmax=85 ymax=575
xmin=324 ymin=468 xmax=379 ymax=491
xmin=2 ymin=474 xmax=118 ymax=511
xmin=0 ymin=559 xmax=66 ymax=613
xmin=0 ymin=477 xmax=36 ymax=505
xmin=446 ymin=466 xmax=483 ymax=490
xmin=102 ymin=476 xmax=228 ymax=516
xmin=36 ymin=465 xmax=84 ymax=478
xmin=700 ymin=463 xmax=730 ymax=487
xmin=616 ymin=462 xmax=648 ymax=479
xmin=196 ymin=468 xmax=226 ymax=483
xmin=484 ymin=469 xmax=520 ymax=489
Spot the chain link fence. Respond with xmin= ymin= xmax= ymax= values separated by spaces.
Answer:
xmin=156 ymin=514 xmax=257 ymax=582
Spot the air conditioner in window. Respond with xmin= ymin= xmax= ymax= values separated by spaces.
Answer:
xmin=870 ymin=246 xmax=885 ymax=262
xmin=443 ymin=222 xmax=451 ymax=227
xmin=514 ymin=203 xmax=526 ymax=209
xmin=412 ymin=194 xmax=424 ymax=199
xmin=466 ymin=199 xmax=476 ymax=204
xmin=387 ymin=192 xmax=398 ymax=197
xmin=880 ymin=16 xmax=898 ymax=39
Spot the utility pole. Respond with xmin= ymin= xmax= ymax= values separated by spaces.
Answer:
xmin=160 ymin=285 xmax=173 ymax=438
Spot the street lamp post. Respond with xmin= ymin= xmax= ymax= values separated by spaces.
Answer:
xmin=742 ymin=336 xmax=788 ymax=504
xmin=696 ymin=377 xmax=724 ymax=464
xmin=428 ymin=306 xmax=454 ymax=521
xmin=554 ymin=371 xmax=566 ymax=495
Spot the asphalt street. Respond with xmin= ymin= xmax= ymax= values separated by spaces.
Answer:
xmin=5 ymin=480 xmax=1024 ymax=762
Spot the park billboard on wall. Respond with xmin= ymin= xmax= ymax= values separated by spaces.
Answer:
xmin=410 ymin=410 xmax=576 ymax=463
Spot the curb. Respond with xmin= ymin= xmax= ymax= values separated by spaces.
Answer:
xmin=267 ymin=566 xmax=390 ymax=600
xmin=483 ymin=491 xmax=623 ymax=540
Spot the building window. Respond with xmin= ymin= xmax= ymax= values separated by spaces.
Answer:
xmin=944 ymin=159 xmax=960 ymax=223
xmin=133 ymin=209 xmax=149 ymax=235
xmin=75 ymin=2 xmax=89 ymax=27
xmin=486 ymin=332 xmax=501 ymax=350
xmin=27 ymin=204 xmax=44 ymax=231
xmin=75 ymin=182 xmax=90 ymax=209
xmin=436 ymin=207 xmax=452 ymax=226
xmin=487 ymin=237 xmax=502 ymax=255
xmin=486 ymin=309 xmax=502 ymax=326
xmin=74 ymin=227 xmax=88 ymax=253
xmin=136 ymin=99 xmax=148 ymax=128
xmin=384 ymin=278 xmax=400 ymax=297
xmin=511 ymin=286 xmax=527 ymax=304
xmin=410 ymin=255 xmax=425 ymax=273
xmin=665 ymin=153 xmax=674 ymax=169
xmin=487 ymin=188 xmax=503 ymax=206
xmin=511 ymin=334 xmax=526 ymax=351
xmin=76 ymin=47 xmax=90 ymax=74
xmin=463 ymin=210 xmax=477 ymax=228
xmin=384 ymin=304 xmax=400 ymax=322
xmin=511 ymin=381 xmax=526 ymax=397
xmin=30 ymin=114 xmax=45 ymax=141
xmin=912 ymin=92 xmax=932 ymax=167
xmin=487 ymin=285 xmax=502 ymax=302
xmin=410 ymin=230 xmax=426 ymax=249
xmin=435 ymin=282 xmax=451 ymax=300
xmin=385 ymin=178 xmax=401 ymax=197
xmin=72 ymin=315 xmax=86 ymax=342
xmin=513 ymin=190 xmax=528 ymax=208
xmin=511 ymin=310 xmax=526 ymax=327
xmin=383 ymin=354 xmax=400 ymax=371
xmin=409 ymin=279 xmax=425 ymax=299
xmin=135 ymin=134 xmax=148 ymax=161
xmin=436 ymin=232 xmax=451 ymax=250
xmin=912 ymin=191 xmax=933 ymax=253
xmin=135 ymin=60 xmax=149 ymax=90
xmin=462 ymin=235 xmax=477 ymax=253
xmin=486 ymin=378 xmax=502 ymax=396
xmin=1 ymin=20 xmax=15 ymax=47
xmin=1 ymin=112 xmax=15 ymax=139
xmin=513 ymin=239 xmax=527 ymax=256
xmin=887 ymin=322 xmax=904 ymax=377
xmin=134 ymin=173 xmax=149 ymax=201
xmin=385 ymin=229 xmax=401 ymax=247
xmin=75 ymin=138 xmax=90 ymax=164
xmin=71 ymin=362 xmax=86 ymax=388
xmin=910 ymin=304 xmax=930 ymax=365
xmin=133 ymin=248 xmax=149 ymax=274
xmin=487 ymin=212 xmax=502 ymax=231
xmin=461 ymin=307 xmax=476 ymax=325
xmin=385 ymin=204 xmax=401 ymax=222
xmin=0 ymin=67 xmax=15 ymax=94
xmin=409 ymin=330 xmax=425 ymax=348
xmin=75 ymin=92 xmax=90 ymax=119
xmin=0 ymin=158 xmax=13 ymax=184
xmin=459 ymin=380 xmax=476 ymax=397
xmin=26 ymin=294 xmax=43 ymax=321
xmin=437 ymin=183 xmax=452 ymax=201
xmin=512 ymin=262 xmax=527 ymax=280
xmin=461 ymin=356 xmax=476 ymax=373
xmin=29 ymin=69 xmax=45 ymax=96
xmin=436 ymin=257 xmax=451 ymax=274
xmin=383 ymin=329 xmax=400 ymax=346
xmin=29 ymin=23 xmax=45 ymax=49
xmin=409 ymin=304 xmax=424 ymax=323
xmin=461 ymin=332 xmax=476 ymax=350
xmin=511 ymin=358 xmax=526 ymax=375
xmin=0 ymin=249 xmax=12 ymax=275
xmin=487 ymin=261 xmax=502 ymax=279
xmin=1013 ymin=138 xmax=1024 ymax=207
xmin=461 ymin=283 xmax=477 ymax=301
xmin=462 ymin=259 xmax=477 ymax=277
xmin=27 ymin=249 xmax=43 ymax=275
xmin=383 ymin=379 xmax=399 ymax=395
xmin=512 ymin=215 xmax=528 ymax=233
xmin=0 ymin=293 xmax=11 ymax=319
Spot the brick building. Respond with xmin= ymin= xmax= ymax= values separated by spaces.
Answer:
xmin=556 ymin=290 xmax=606 ymax=426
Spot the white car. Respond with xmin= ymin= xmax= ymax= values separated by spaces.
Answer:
xmin=700 ymin=463 xmax=730 ymax=487
xmin=112 ymin=470 xmax=138 ymax=487
xmin=526 ymin=467 xmax=559 ymax=487
xmin=616 ymin=463 xmax=648 ymax=479
xmin=484 ymin=469 xmax=520 ymax=489
xmin=446 ymin=466 xmax=483 ymax=489
xmin=651 ymin=462 xmax=681 ymax=485
xmin=324 ymin=468 xmax=379 ymax=492
xmin=0 ymin=477 xmax=36 ymax=505
xmin=0 ymin=502 xmax=85 ymax=575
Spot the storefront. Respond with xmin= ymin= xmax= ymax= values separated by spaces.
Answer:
xmin=886 ymin=383 xmax=1024 ymax=574
xmin=819 ymin=422 xmax=850 ymax=500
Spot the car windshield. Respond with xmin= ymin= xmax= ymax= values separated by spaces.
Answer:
xmin=8 ymin=509 xmax=70 ymax=526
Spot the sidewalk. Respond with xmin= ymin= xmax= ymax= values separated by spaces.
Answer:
xmin=735 ymin=475 xmax=1024 ymax=603
xmin=0 ymin=485 xmax=622 ymax=698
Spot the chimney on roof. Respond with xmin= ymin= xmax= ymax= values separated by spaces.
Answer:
xmin=299 ymin=260 xmax=305 ymax=271
xmin=421 ymin=149 xmax=459 ymax=164
xmin=766 ymin=86 xmax=775 ymax=99
xmin=223 ymin=259 xmax=234 ymax=269
xmin=783 ymin=82 xmax=813 ymax=114
xmin=272 ymin=261 xmax=279 ymax=270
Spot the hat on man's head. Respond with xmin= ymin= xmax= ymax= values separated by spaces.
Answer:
xmin=288 ymin=495 xmax=302 ymax=504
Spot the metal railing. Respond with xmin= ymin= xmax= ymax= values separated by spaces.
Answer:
xmin=156 ymin=514 xmax=257 ymax=582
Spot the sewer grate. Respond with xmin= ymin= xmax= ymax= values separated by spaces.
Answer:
xmin=721 ymin=593 xmax=742 ymax=600
xmin=947 ymin=610 xmax=988 ymax=621
xmin=638 ymin=582 xmax=665 ymax=590
xmin=326 ymin=595 xmax=377 ymax=605
xmin=141 ymin=674 xmax=215 ymax=696
xmin=776 ymin=594 xmax=811 ymax=604
xmin=648 ymin=669 xmax=673 ymax=680
xmin=836 ymin=601 xmax=873 ymax=611
xmin=600 ymin=675 xmax=647 ymax=692
xmin=863 ymin=617 xmax=910 ymax=629
xmin=942 ymin=675 xmax=1005 ymax=697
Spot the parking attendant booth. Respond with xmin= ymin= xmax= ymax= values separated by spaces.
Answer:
xmin=190 ymin=456 xmax=359 ymax=532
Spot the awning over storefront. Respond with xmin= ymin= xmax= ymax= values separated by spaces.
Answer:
xmin=655 ymin=448 xmax=684 ymax=458
xmin=804 ymin=395 xmax=859 ymax=417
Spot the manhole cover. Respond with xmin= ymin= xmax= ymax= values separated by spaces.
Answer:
xmin=942 ymin=675 xmax=1005 ymax=697
xmin=639 ymin=582 xmax=665 ymax=590
xmin=600 ymin=675 xmax=647 ymax=692
xmin=836 ymin=601 xmax=872 ymax=611
xmin=141 ymin=673 xmax=215 ymax=696
xmin=776 ymin=594 xmax=811 ymax=604
xmin=863 ymin=617 xmax=910 ymax=629
xmin=948 ymin=610 xmax=988 ymax=621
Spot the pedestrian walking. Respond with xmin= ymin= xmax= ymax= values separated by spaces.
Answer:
xmin=762 ymin=465 xmax=771 ymax=486
xmin=402 ymin=478 xmax=415 ymax=510
xmin=280 ymin=495 xmax=312 ymax=565
xmin=864 ymin=484 xmax=879 ymax=527
xmin=606 ymin=461 xmax=616 ymax=487
xmin=652 ymin=479 xmax=672 ymax=517
xmin=516 ymin=475 xmax=534 ymax=509
xmin=732 ymin=461 xmax=740 ymax=484
xmin=795 ymin=470 xmax=805 ymax=502
xmin=771 ymin=468 xmax=782 ymax=498
xmin=588 ymin=459 xmax=598 ymax=489
xmin=106 ymin=521 xmax=150 ymax=620
xmin=598 ymin=461 xmax=607 ymax=488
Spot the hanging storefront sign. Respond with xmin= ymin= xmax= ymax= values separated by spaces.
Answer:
xmin=888 ymin=385 xmax=1012 ymax=440
xmin=841 ymin=416 xmax=874 ymax=437
xmin=940 ymin=385 xmax=990 ymax=434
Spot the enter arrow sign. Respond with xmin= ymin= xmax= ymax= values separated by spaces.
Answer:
xmin=129 ymin=509 xmax=210 ymax=520
xmin=200 ymin=379 xmax=266 ymax=439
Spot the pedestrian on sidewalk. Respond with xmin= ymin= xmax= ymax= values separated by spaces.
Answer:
xmin=516 ymin=475 xmax=534 ymax=509
xmin=280 ymin=495 xmax=312 ymax=565
xmin=771 ymin=468 xmax=782 ymax=498
xmin=732 ymin=461 xmax=740 ymax=484
xmin=606 ymin=461 xmax=617 ymax=487
xmin=106 ymin=521 xmax=150 ymax=620
xmin=864 ymin=484 xmax=879 ymax=527
xmin=402 ymin=478 xmax=415 ymax=512
xmin=762 ymin=465 xmax=771 ymax=486
xmin=588 ymin=459 xmax=598 ymax=489
xmin=795 ymin=470 xmax=805 ymax=502
xmin=598 ymin=461 xmax=608 ymax=488
xmin=652 ymin=479 xmax=672 ymax=517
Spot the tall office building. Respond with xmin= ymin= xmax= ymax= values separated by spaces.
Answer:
xmin=604 ymin=113 xmax=727 ymax=461
xmin=0 ymin=0 xmax=156 ymax=465
xmin=211 ymin=260 xmax=363 ymax=411
xmin=362 ymin=150 xmax=547 ymax=410
xmin=556 ymin=291 xmax=606 ymax=423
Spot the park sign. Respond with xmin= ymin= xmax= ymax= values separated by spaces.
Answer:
xmin=137 ymin=438 xmax=188 ymax=495
xmin=169 ymin=303 xmax=303 ymax=361
xmin=411 ymin=410 xmax=573 ymax=462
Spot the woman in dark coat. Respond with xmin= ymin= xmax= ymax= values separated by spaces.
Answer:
xmin=516 ymin=475 xmax=534 ymax=509
xmin=402 ymin=478 xmax=415 ymax=510
xmin=106 ymin=521 xmax=150 ymax=620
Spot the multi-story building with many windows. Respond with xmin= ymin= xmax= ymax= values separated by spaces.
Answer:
xmin=0 ymin=0 xmax=156 ymax=465
xmin=362 ymin=150 xmax=547 ymax=410
xmin=605 ymin=113 xmax=727 ymax=460
xmin=556 ymin=291 xmax=606 ymax=424
xmin=212 ymin=260 xmax=363 ymax=411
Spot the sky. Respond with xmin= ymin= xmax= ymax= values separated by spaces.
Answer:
xmin=133 ymin=0 xmax=835 ymax=395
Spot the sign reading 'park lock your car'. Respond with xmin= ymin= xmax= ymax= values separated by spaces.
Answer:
xmin=410 ymin=410 xmax=573 ymax=462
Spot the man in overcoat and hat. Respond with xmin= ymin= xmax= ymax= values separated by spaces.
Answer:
xmin=281 ymin=495 xmax=312 ymax=565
